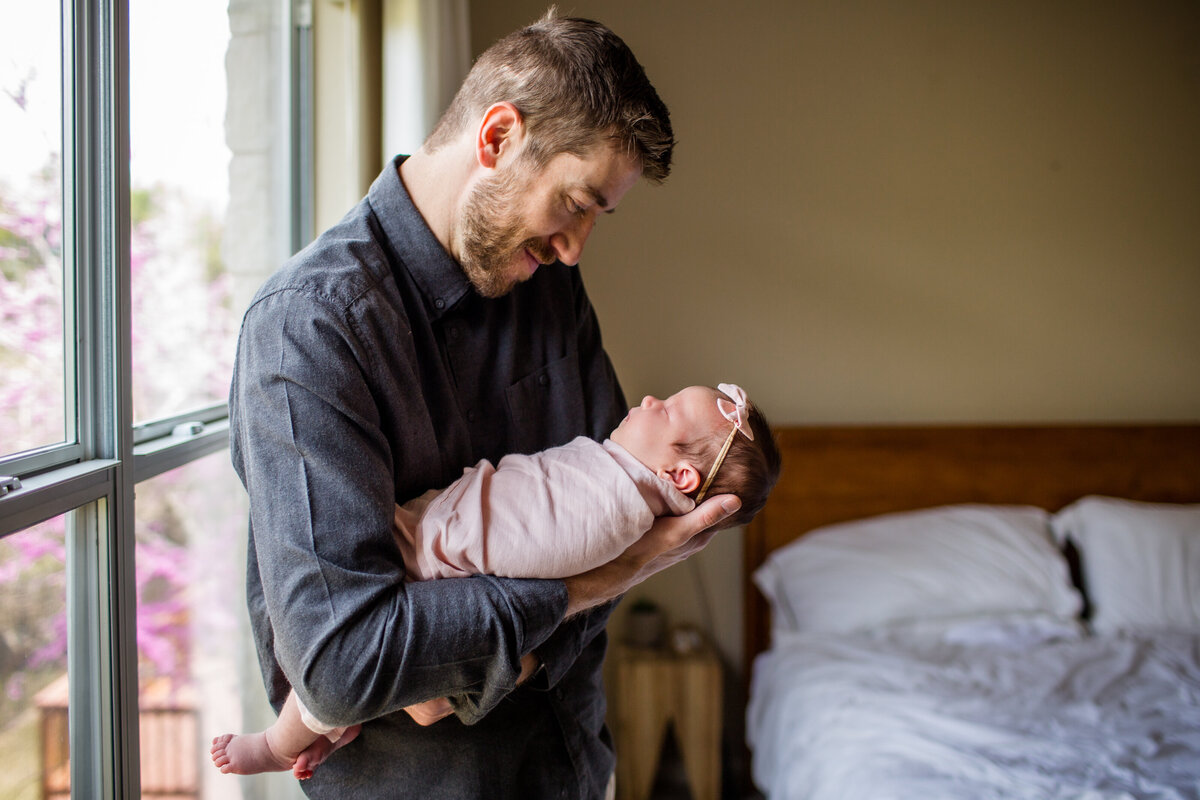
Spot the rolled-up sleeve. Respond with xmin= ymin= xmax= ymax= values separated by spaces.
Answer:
xmin=234 ymin=286 xmax=568 ymax=728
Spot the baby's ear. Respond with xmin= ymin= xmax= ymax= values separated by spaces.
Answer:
xmin=659 ymin=462 xmax=701 ymax=495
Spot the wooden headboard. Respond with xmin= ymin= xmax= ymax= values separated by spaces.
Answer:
xmin=743 ymin=424 xmax=1200 ymax=671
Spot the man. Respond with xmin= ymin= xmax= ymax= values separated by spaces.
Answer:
xmin=229 ymin=10 xmax=739 ymax=799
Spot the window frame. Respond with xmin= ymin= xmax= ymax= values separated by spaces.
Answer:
xmin=0 ymin=0 xmax=309 ymax=795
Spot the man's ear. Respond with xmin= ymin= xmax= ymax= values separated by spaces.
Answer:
xmin=475 ymin=102 xmax=525 ymax=169
xmin=659 ymin=462 xmax=702 ymax=495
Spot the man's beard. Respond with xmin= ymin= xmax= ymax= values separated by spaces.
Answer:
xmin=457 ymin=162 xmax=557 ymax=299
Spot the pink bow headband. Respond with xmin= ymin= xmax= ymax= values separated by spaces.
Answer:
xmin=695 ymin=383 xmax=755 ymax=503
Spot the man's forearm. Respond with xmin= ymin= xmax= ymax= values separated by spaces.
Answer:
xmin=288 ymin=574 xmax=567 ymax=727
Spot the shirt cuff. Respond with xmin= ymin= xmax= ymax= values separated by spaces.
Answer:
xmin=499 ymin=576 xmax=569 ymax=655
xmin=532 ymin=600 xmax=616 ymax=689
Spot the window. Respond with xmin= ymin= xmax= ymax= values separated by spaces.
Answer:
xmin=0 ymin=0 xmax=68 ymax=461
xmin=0 ymin=513 xmax=69 ymax=799
xmin=129 ymin=1 xmax=237 ymax=424
xmin=0 ymin=0 xmax=310 ymax=796
xmin=133 ymin=451 xmax=291 ymax=799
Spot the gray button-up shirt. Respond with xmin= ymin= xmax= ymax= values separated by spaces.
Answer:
xmin=230 ymin=156 xmax=627 ymax=799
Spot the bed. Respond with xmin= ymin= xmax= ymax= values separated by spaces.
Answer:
xmin=741 ymin=425 xmax=1200 ymax=800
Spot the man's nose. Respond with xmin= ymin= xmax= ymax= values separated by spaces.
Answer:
xmin=640 ymin=395 xmax=661 ymax=410
xmin=549 ymin=215 xmax=596 ymax=267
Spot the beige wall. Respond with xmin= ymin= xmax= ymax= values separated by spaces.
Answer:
xmin=471 ymin=1 xmax=1200 ymax=425
xmin=469 ymin=0 xmax=1200 ymax=672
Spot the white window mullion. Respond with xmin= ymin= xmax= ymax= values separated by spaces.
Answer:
xmin=66 ymin=0 xmax=139 ymax=795
xmin=66 ymin=500 xmax=108 ymax=798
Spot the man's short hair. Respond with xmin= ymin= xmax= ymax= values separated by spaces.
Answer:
xmin=426 ymin=9 xmax=675 ymax=182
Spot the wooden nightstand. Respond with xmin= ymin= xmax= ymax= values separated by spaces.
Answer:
xmin=612 ymin=643 xmax=722 ymax=800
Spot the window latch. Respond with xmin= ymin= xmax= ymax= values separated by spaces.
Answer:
xmin=0 ymin=476 xmax=22 ymax=497
xmin=171 ymin=421 xmax=207 ymax=437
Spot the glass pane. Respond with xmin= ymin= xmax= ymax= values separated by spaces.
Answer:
xmin=0 ymin=1 xmax=67 ymax=458
xmin=129 ymin=0 xmax=234 ymax=423
xmin=0 ymin=515 xmax=69 ymax=800
xmin=127 ymin=3 xmax=227 ymax=424
xmin=136 ymin=449 xmax=301 ymax=798
xmin=129 ymin=0 xmax=294 ymax=426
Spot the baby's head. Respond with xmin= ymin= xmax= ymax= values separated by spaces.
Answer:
xmin=610 ymin=384 xmax=781 ymax=528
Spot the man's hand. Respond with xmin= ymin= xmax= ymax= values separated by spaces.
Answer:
xmin=516 ymin=651 xmax=541 ymax=685
xmin=403 ymin=653 xmax=541 ymax=726
xmin=562 ymin=494 xmax=740 ymax=618
xmin=404 ymin=697 xmax=453 ymax=726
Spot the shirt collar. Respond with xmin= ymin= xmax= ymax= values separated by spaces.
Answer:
xmin=368 ymin=155 xmax=471 ymax=320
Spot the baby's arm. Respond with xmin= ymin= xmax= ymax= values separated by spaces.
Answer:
xmin=210 ymin=689 xmax=361 ymax=780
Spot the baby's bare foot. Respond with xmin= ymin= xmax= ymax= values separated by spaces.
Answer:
xmin=292 ymin=724 xmax=362 ymax=780
xmin=292 ymin=736 xmax=334 ymax=780
xmin=210 ymin=732 xmax=295 ymax=775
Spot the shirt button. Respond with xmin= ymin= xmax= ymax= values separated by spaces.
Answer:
xmin=468 ymin=410 xmax=477 ymax=423
xmin=434 ymin=297 xmax=445 ymax=309
xmin=554 ymin=687 xmax=566 ymax=701
xmin=447 ymin=326 xmax=459 ymax=340
xmin=538 ymin=374 xmax=549 ymax=387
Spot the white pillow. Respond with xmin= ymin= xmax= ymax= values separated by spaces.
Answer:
xmin=753 ymin=504 xmax=1082 ymax=635
xmin=1051 ymin=496 xmax=1200 ymax=634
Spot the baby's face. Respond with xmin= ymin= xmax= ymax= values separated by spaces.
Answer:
xmin=610 ymin=386 xmax=727 ymax=475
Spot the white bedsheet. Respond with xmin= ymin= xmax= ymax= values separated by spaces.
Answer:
xmin=747 ymin=629 xmax=1200 ymax=800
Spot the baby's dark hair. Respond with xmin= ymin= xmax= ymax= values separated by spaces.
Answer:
xmin=676 ymin=388 xmax=782 ymax=529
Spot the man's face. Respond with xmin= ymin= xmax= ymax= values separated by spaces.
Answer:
xmin=454 ymin=141 xmax=641 ymax=298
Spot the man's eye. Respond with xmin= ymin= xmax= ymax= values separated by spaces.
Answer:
xmin=566 ymin=198 xmax=586 ymax=216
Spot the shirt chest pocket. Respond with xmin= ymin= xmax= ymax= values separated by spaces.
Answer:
xmin=504 ymin=353 xmax=587 ymax=450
